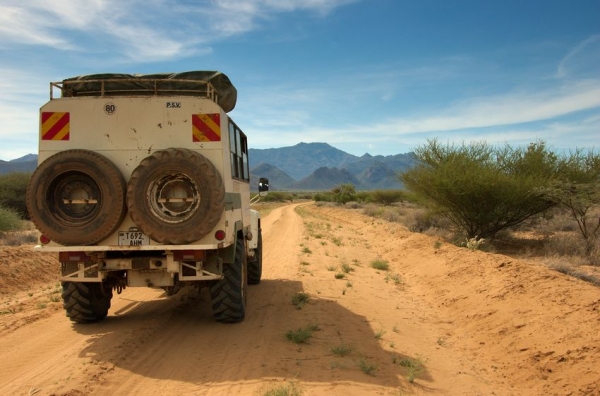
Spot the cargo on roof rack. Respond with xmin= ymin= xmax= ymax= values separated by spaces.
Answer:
xmin=50 ymin=70 xmax=238 ymax=113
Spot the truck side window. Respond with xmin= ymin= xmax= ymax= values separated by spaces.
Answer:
xmin=241 ymin=134 xmax=249 ymax=181
xmin=229 ymin=122 xmax=239 ymax=178
xmin=229 ymin=120 xmax=249 ymax=182
xmin=236 ymin=128 xmax=243 ymax=180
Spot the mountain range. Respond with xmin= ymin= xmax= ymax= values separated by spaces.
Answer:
xmin=249 ymin=142 xmax=415 ymax=190
xmin=0 ymin=155 xmax=38 ymax=174
xmin=0 ymin=143 xmax=415 ymax=190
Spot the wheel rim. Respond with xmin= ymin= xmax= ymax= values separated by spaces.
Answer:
xmin=47 ymin=171 xmax=101 ymax=225
xmin=147 ymin=171 xmax=201 ymax=224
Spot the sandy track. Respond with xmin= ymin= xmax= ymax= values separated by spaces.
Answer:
xmin=0 ymin=203 xmax=598 ymax=395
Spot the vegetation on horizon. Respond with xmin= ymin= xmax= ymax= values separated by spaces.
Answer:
xmin=0 ymin=172 xmax=31 ymax=220
xmin=399 ymin=140 xmax=599 ymax=263
xmin=0 ymin=206 xmax=23 ymax=233
xmin=0 ymin=172 xmax=31 ymax=232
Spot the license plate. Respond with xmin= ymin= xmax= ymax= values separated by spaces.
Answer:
xmin=118 ymin=230 xmax=150 ymax=246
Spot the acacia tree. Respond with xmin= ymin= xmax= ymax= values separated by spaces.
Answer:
xmin=368 ymin=190 xmax=405 ymax=205
xmin=545 ymin=149 xmax=600 ymax=257
xmin=399 ymin=140 xmax=558 ymax=240
xmin=332 ymin=184 xmax=356 ymax=204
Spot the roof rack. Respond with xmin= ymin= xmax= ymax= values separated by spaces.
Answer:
xmin=49 ymin=71 xmax=238 ymax=113
xmin=51 ymin=78 xmax=218 ymax=102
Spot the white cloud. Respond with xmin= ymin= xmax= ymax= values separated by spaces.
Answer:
xmin=0 ymin=0 xmax=360 ymax=60
xmin=0 ymin=69 xmax=50 ymax=159
xmin=0 ymin=5 xmax=70 ymax=48
xmin=1 ymin=1 xmax=597 ymax=159
xmin=242 ymin=76 xmax=600 ymax=154
xmin=382 ymin=80 xmax=600 ymax=134
xmin=239 ymin=59 xmax=600 ymax=136
xmin=0 ymin=0 xmax=113 ymax=49
xmin=260 ymin=0 xmax=358 ymax=14
xmin=556 ymin=34 xmax=600 ymax=79
xmin=249 ymin=110 xmax=600 ymax=156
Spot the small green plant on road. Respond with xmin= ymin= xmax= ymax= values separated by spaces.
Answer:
xmin=291 ymin=292 xmax=310 ymax=310
xmin=285 ymin=324 xmax=320 ymax=344
xmin=370 ymin=259 xmax=389 ymax=271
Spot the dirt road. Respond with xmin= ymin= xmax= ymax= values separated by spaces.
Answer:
xmin=0 ymin=203 xmax=598 ymax=395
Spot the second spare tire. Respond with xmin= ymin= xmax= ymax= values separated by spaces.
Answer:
xmin=127 ymin=148 xmax=225 ymax=244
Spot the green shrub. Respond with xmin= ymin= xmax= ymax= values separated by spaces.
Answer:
xmin=291 ymin=292 xmax=310 ymax=309
xmin=261 ymin=191 xmax=295 ymax=202
xmin=370 ymin=259 xmax=389 ymax=271
xmin=396 ymin=357 xmax=426 ymax=383
xmin=0 ymin=172 xmax=30 ymax=219
xmin=332 ymin=184 xmax=356 ymax=204
xmin=367 ymin=190 xmax=406 ymax=205
xmin=400 ymin=140 xmax=559 ymax=240
xmin=0 ymin=206 xmax=23 ymax=232
xmin=340 ymin=262 xmax=354 ymax=273
xmin=545 ymin=149 xmax=600 ymax=246
xmin=285 ymin=324 xmax=320 ymax=344
xmin=357 ymin=358 xmax=377 ymax=376
xmin=262 ymin=381 xmax=302 ymax=396
xmin=314 ymin=192 xmax=334 ymax=202
xmin=293 ymin=191 xmax=315 ymax=200
xmin=331 ymin=343 xmax=353 ymax=356
xmin=355 ymin=191 xmax=370 ymax=203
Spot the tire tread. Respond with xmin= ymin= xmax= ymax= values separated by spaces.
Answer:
xmin=210 ymin=237 xmax=247 ymax=323
xmin=61 ymin=282 xmax=112 ymax=324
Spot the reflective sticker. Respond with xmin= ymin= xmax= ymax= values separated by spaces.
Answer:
xmin=41 ymin=112 xmax=70 ymax=141
xmin=192 ymin=113 xmax=221 ymax=142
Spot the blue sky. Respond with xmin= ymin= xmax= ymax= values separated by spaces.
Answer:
xmin=1 ymin=0 xmax=599 ymax=160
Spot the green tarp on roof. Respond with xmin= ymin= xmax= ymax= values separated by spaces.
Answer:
xmin=61 ymin=71 xmax=237 ymax=113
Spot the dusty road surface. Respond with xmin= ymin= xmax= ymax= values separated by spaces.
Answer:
xmin=0 ymin=202 xmax=599 ymax=395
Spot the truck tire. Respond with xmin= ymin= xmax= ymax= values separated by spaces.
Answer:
xmin=26 ymin=150 xmax=127 ymax=246
xmin=61 ymin=282 xmax=113 ymax=323
xmin=127 ymin=148 xmax=225 ymax=244
xmin=210 ymin=236 xmax=247 ymax=323
xmin=247 ymin=229 xmax=262 ymax=285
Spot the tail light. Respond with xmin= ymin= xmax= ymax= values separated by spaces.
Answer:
xmin=214 ymin=230 xmax=226 ymax=241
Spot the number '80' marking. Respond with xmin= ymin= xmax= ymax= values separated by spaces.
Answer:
xmin=104 ymin=103 xmax=116 ymax=114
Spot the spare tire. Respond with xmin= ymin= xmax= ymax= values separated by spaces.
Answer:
xmin=127 ymin=148 xmax=225 ymax=244
xmin=26 ymin=150 xmax=127 ymax=245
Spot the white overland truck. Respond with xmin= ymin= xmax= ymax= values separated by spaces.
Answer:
xmin=26 ymin=71 xmax=268 ymax=324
